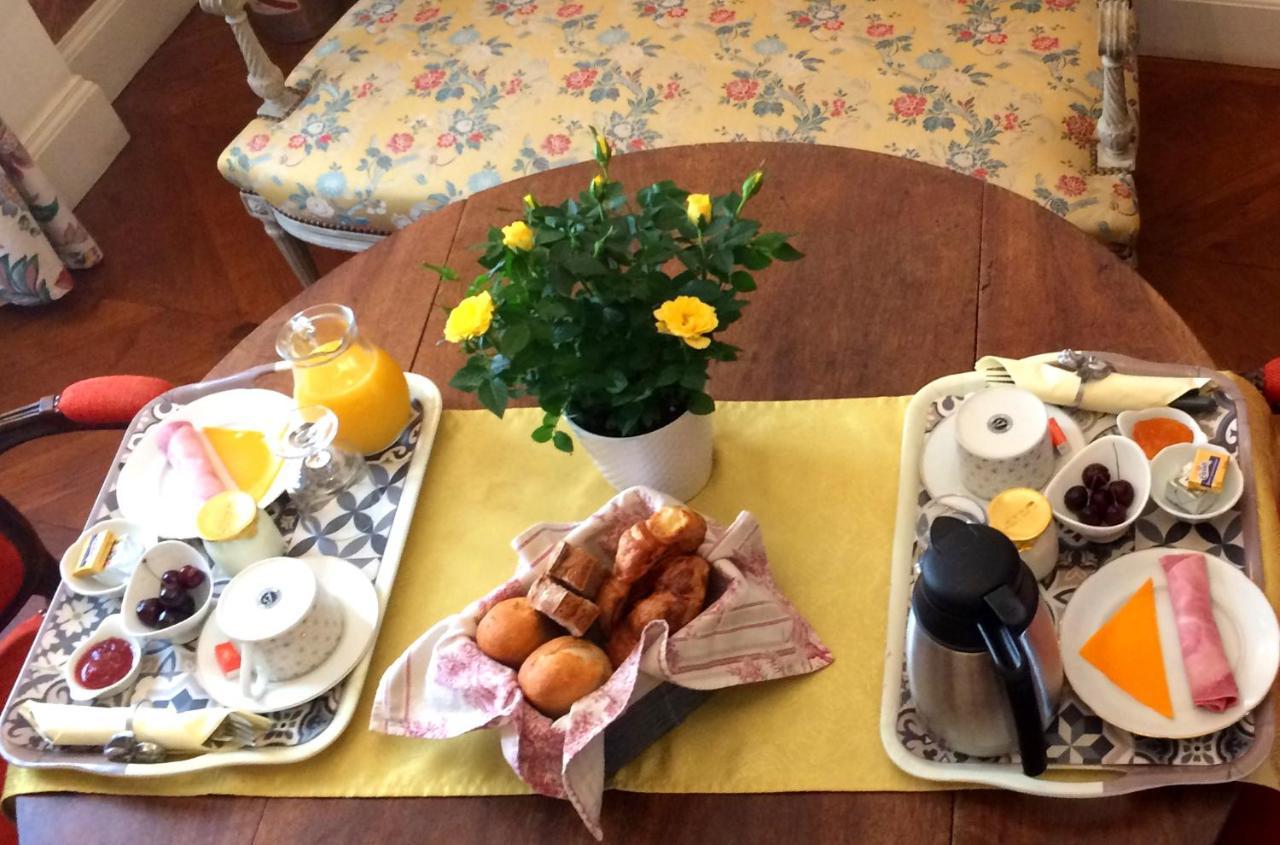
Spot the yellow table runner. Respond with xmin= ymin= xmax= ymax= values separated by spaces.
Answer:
xmin=7 ymin=390 xmax=1279 ymax=802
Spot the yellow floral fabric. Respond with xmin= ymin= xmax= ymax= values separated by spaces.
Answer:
xmin=219 ymin=0 xmax=1139 ymax=250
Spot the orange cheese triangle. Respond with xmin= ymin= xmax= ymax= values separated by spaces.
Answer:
xmin=1079 ymin=578 xmax=1173 ymax=720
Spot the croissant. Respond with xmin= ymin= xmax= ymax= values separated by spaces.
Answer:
xmin=595 ymin=574 xmax=631 ymax=636
xmin=614 ymin=506 xmax=707 ymax=583
xmin=648 ymin=507 xmax=706 ymax=555
xmin=605 ymin=555 xmax=710 ymax=667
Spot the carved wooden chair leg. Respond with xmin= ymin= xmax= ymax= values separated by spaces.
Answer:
xmin=1097 ymin=0 xmax=1137 ymax=171
xmin=241 ymin=193 xmax=318 ymax=287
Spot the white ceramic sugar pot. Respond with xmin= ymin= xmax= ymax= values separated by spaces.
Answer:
xmin=216 ymin=557 xmax=345 ymax=698
xmin=955 ymin=387 xmax=1053 ymax=500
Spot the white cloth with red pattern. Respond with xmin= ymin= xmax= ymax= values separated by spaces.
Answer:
xmin=370 ymin=487 xmax=833 ymax=839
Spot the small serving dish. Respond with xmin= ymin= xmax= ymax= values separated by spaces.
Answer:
xmin=121 ymin=541 xmax=213 ymax=644
xmin=1116 ymin=407 xmax=1206 ymax=459
xmin=64 ymin=614 xmax=142 ymax=702
xmin=59 ymin=518 xmax=154 ymax=598
xmin=1045 ymin=435 xmax=1151 ymax=543
xmin=1149 ymin=443 xmax=1243 ymax=523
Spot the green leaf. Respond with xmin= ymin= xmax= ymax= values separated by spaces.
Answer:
xmin=772 ymin=243 xmax=804 ymax=261
xmin=478 ymin=378 xmax=509 ymax=418
xmin=657 ymin=364 xmax=683 ymax=386
xmin=531 ymin=426 xmax=554 ymax=443
xmin=420 ymin=261 xmax=458 ymax=281
xmin=737 ymin=247 xmax=771 ymax=270
xmin=500 ymin=322 xmax=531 ymax=356
xmin=552 ymin=431 xmax=574 ymax=453
xmin=449 ymin=360 xmax=488 ymax=391
xmin=680 ymin=368 xmax=707 ymax=390
xmin=687 ymin=392 xmax=716 ymax=415
xmin=730 ymin=271 xmax=757 ymax=292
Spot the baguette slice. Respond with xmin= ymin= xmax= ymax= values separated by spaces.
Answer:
xmin=548 ymin=542 xmax=607 ymax=599
xmin=527 ymin=575 xmax=600 ymax=637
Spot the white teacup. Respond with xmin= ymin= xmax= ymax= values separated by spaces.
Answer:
xmin=216 ymin=557 xmax=345 ymax=699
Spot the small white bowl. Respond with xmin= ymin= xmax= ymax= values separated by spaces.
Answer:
xmin=121 ymin=541 xmax=213 ymax=644
xmin=1045 ymin=436 xmax=1152 ymax=543
xmin=64 ymin=614 xmax=142 ymax=702
xmin=59 ymin=518 xmax=155 ymax=598
xmin=1149 ymin=443 xmax=1243 ymax=523
xmin=1115 ymin=407 xmax=1207 ymax=458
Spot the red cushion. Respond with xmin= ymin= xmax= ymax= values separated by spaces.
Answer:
xmin=0 ymin=535 xmax=22 ymax=620
xmin=0 ymin=612 xmax=41 ymax=845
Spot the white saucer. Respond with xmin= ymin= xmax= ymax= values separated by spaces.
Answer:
xmin=920 ymin=403 xmax=1085 ymax=505
xmin=1060 ymin=548 xmax=1279 ymax=739
xmin=117 ymin=388 xmax=296 ymax=539
xmin=194 ymin=556 xmax=381 ymax=714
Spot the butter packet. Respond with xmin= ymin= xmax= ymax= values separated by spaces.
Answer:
xmin=1187 ymin=448 xmax=1228 ymax=493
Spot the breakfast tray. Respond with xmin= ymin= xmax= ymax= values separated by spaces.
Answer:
xmin=880 ymin=353 xmax=1275 ymax=795
xmin=0 ymin=365 xmax=443 ymax=776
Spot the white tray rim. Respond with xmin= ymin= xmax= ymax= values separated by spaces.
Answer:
xmin=1 ymin=372 xmax=443 ymax=777
xmin=878 ymin=362 xmax=1275 ymax=797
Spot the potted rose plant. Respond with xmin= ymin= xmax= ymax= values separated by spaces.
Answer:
xmin=437 ymin=132 xmax=801 ymax=499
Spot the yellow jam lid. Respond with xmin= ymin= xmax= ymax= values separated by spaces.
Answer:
xmin=986 ymin=488 xmax=1052 ymax=544
xmin=196 ymin=491 xmax=258 ymax=542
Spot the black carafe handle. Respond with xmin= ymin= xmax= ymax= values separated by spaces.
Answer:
xmin=978 ymin=587 xmax=1048 ymax=777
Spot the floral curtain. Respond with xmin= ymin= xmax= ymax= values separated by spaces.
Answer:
xmin=0 ymin=117 xmax=101 ymax=307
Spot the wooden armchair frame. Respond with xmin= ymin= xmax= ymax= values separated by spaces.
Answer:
xmin=204 ymin=0 xmax=1139 ymax=287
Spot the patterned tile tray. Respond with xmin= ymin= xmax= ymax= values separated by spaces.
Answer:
xmin=0 ymin=369 xmax=442 ymax=776
xmin=880 ymin=354 xmax=1275 ymax=796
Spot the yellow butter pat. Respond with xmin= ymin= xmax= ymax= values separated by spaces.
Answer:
xmin=72 ymin=531 xmax=118 ymax=577
xmin=1187 ymin=448 xmax=1228 ymax=493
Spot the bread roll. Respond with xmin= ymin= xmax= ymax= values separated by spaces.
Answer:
xmin=475 ymin=597 xmax=558 ymax=668
xmin=518 ymin=636 xmax=613 ymax=718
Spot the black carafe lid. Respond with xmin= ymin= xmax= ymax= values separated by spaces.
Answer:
xmin=912 ymin=516 xmax=1039 ymax=652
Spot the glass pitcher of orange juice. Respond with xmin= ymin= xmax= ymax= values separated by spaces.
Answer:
xmin=275 ymin=304 xmax=411 ymax=455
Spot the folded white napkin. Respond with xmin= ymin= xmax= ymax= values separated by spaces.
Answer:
xmin=17 ymin=702 xmax=270 ymax=752
xmin=976 ymin=353 xmax=1210 ymax=413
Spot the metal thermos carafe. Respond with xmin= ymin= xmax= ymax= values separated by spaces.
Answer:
xmin=906 ymin=517 xmax=1062 ymax=775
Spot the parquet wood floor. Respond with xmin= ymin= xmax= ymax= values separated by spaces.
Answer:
xmin=1 ymin=10 xmax=1277 ymax=558
xmin=26 ymin=0 xmax=98 ymax=42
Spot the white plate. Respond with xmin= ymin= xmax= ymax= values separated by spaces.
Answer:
xmin=194 ymin=556 xmax=380 ymax=714
xmin=117 ymin=389 xmax=296 ymax=539
xmin=58 ymin=518 xmax=154 ymax=598
xmin=1060 ymin=548 xmax=1280 ymax=739
xmin=921 ymin=403 xmax=1085 ymax=505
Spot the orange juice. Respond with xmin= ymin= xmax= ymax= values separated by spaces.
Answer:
xmin=277 ymin=305 xmax=411 ymax=455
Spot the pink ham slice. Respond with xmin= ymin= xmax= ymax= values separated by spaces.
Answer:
xmin=154 ymin=420 xmax=227 ymax=502
xmin=1160 ymin=552 xmax=1240 ymax=712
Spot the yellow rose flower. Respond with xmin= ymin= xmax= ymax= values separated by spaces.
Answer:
xmin=653 ymin=296 xmax=718 ymax=350
xmin=443 ymin=291 xmax=494 ymax=343
xmin=686 ymin=193 xmax=712 ymax=226
xmin=522 ymin=193 xmax=537 ymax=211
xmin=501 ymin=220 xmax=535 ymax=251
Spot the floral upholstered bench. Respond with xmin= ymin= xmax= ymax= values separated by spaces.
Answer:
xmin=204 ymin=0 xmax=1138 ymax=283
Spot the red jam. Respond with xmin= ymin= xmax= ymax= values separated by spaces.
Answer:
xmin=75 ymin=637 xmax=134 ymax=690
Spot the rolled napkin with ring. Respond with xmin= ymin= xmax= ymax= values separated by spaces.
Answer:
xmin=1161 ymin=552 xmax=1240 ymax=712
xmin=17 ymin=702 xmax=271 ymax=753
xmin=976 ymin=352 xmax=1209 ymax=414
xmin=954 ymin=386 xmax=1053 ymax=499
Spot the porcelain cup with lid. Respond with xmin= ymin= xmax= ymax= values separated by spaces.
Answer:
xmin=216 ymin=557 xmax=345 ymax=699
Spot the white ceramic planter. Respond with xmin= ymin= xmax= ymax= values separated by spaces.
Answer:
xmin=566 ymin=410 xmax=713 ymax=501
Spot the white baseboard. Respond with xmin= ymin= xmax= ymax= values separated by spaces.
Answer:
xmin=1138 ymin=0 xmax=1280 ymax=68
xmin=23 ymin=76 xmax=129 ymax=208
xmin=59 ymin=0 xmax=196 ymax=100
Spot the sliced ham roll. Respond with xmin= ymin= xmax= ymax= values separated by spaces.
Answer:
xmin=154 ymin=420 xmax=227 ymax=502
xmin=1160 ymin=552 xmax=1240 ymax=712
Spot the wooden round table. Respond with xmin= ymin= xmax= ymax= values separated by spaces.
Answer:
xmin=18 ymin=145 xmax=1238 ymax=844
